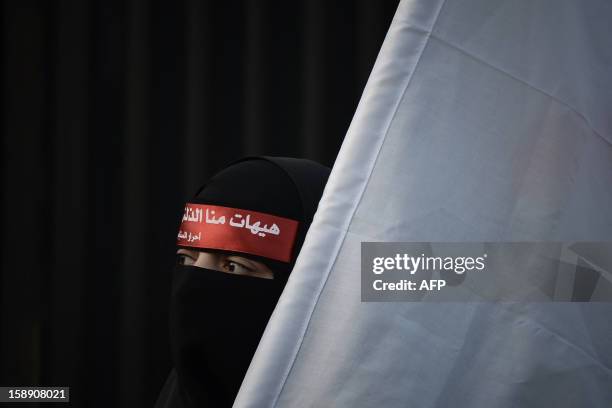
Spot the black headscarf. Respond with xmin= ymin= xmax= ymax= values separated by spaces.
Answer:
xmin=155 ymin=156 xmax=330 ymax=408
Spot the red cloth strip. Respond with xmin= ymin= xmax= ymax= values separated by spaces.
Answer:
xmin=177 ymin=203 xmax=299 ymax=262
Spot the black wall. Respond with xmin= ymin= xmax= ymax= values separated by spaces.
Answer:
xmin=0 ymin=1 xmax=399 ymax=406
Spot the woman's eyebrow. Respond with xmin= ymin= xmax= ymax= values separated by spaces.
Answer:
xmin=176 ymin=248 xmax=197 ymax=256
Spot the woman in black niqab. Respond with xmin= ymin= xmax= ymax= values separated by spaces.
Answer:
xmin=155 ymin=156 xmax=330 ymax=407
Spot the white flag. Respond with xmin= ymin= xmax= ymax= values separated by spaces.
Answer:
xmin=236 ymin=0 xmax=612 ymax=406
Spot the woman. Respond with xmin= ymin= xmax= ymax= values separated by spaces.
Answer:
xmin=155 ymin=156 xmax=330 ymax=407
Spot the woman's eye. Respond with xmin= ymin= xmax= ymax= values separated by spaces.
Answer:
xmin=177 ymin=254 xmax=195 ymax=265
xmin=223 ymin=261 xmax=252 ymax=275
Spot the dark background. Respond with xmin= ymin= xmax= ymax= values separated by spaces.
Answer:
xmin=1 ymin=0 xmax=399 ymax=406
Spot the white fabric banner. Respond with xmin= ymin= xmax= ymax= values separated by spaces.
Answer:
xmin=236 ymin=0 xmax=612 ymax=406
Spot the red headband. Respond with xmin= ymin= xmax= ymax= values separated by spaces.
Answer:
xmin=176 ymin=203 xmax=300 ymax=262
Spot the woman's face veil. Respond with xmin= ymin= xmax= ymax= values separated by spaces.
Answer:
xmin=168 ymin=157 xmax=330 ymax=407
